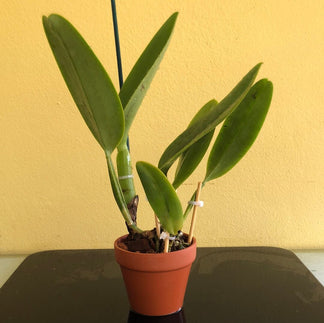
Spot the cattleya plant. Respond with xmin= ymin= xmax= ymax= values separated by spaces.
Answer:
xmin=42 ymin=12 xmax=273 ymax=251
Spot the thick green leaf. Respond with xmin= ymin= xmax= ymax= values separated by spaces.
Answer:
xmin=136 ymin=162 xmax=183 ymax=235
xmin=172 ymin=101 xmax=218 ymax=189
xmin=119 ymin=12 xmax=178 ymax=145
xmin=173 ymin=133 xmax=214 ymax=189
xmin=43 ymin=15 xmax=124 ymax=153
xmin=158 ymin=63 xmax=262 ymax=174
xmin=159 ymin=99 xmax=217 ymax=174
xmin=205 ymin=79 xmax=273 ymax=182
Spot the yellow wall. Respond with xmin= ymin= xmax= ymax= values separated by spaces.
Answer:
xmin=1 ymin=0 xmax=323 ymax=254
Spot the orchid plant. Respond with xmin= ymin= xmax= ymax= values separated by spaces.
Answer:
xmin=42 ymin=12 xmax=273 ymax=249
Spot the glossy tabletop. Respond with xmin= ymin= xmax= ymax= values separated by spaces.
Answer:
xmin=1 ymin=247 xmax=324 ymax=322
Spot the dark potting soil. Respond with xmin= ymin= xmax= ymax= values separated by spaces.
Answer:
xmin=118 ymin=229 xmax=190 ymax=253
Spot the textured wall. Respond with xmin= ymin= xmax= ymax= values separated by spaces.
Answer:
xmin=1 ymin=0 xmax=323 ymax=253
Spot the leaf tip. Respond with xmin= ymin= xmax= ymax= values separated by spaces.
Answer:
xmin=254 ymin=62 xmax=263 ymax=72
xmin=42 ymin=15 xmax=48 ymax=27
xmin=166 ymin=12 xmax=179 ymax=28
xmin=171 ymin=12 xmax=179 ymax=20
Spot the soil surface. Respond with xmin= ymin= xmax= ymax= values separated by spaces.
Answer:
xmin=117 ymin=229 xmax=190 ymax=253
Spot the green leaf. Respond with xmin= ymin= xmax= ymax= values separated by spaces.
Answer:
xmin=159 ymin=99 xmax=217 ymax=174
xmin=205 ymin=79 xmax=273 ymax=182
xmin=136 ymin=161 xmax=183 ymax=235
xmin=43 ymin=15 xmax=124 ymax=153
xmin=158 ymin=63 xmax=262 ymax=174
xmin=172 ymin=101 xmax=218 ymax=189
xmin=119 ymin=12 xmax=178 ymax=145
xmin=173 ymin=133 xmax=214 ymax=189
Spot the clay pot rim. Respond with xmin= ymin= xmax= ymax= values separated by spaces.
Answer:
xmin=114 ymin=234 xmax=196 ymax=256
xmin=114 ymin=234 xmax=197 ymax=272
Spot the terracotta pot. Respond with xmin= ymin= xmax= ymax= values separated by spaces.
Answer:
xmin=114 ymin=234 xmax=197 ymax=316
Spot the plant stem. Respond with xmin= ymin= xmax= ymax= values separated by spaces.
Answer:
xmin=116 ymin=144 xmax=138 ymax=224
xmin=106 ymin=152 xmax=142 ymax=233
xmin=117 ymin=144 xmax=136 ymax=204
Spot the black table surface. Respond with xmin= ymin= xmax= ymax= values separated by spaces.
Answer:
xmin=0 ymin=247 xmax=324 ymax=322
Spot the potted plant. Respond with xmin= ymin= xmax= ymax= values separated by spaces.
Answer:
xmin=42 ymin=9 xmax=272 ymax=316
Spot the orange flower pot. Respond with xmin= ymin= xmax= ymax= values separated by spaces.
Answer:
xmin=114 ymin=234 xmax=197 ymax=316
